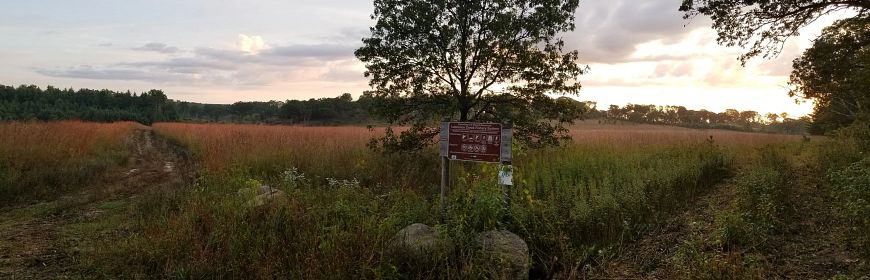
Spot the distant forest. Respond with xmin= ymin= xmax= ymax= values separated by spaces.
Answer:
xmin=0 ymin=84 xmax=808 ymax=134
xmin=0 ymin=85 xmax=372 ymax=125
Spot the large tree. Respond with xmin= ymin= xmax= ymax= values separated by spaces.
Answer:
xmin=790 ymin=16 xmax=870 ymax=134
xmin=355 ymin=0 xmax=585 ymax=151
xmin=680 ymin=0 xmax=870 ymax=64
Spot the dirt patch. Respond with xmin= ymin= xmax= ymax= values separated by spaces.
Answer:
xmin=0 ymin=128 xmax=192 ymax=279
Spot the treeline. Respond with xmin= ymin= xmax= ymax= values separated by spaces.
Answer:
xmin=174 ymin=93 xmax=372 ymax=124
xmin=0 ymin=84 xmax=809 ymax=134
xmin=0 ymin=85 xmax=373 ymax=125
xmin=579 ymin=102 xmax=809 ymax=134
xmin=0 ymin=85 xmax=176 ymax=125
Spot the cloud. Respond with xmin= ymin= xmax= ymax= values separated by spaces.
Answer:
xmin=98 ymin=42 xmax=113 ymax=47
xmin=39 ymin=36 xmax=360 ymax=86
xmin=566 ymin=0 xmax=711 ymax=64
xmin=131 ymin=42 xmax=180 ymax=54
xmin=238 ymin=34 xmax=268 ymax=54
xmin=36 ymin=65 xmax=190 ymax=82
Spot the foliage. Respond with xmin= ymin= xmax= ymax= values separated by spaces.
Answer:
xmin=602 ymin=104 xmax=808 ymax=134
xmin=680 ymin=0 xmax=870 ymax=64
xmin=791 ymin=16 xmax=870 ymax=135
xmin=0 ymin=85 xmax=375 ymax=125
xmin=828 ymin=156 xmax=870 ymax=256
xmin=356 ymin=0 xmax=586 ymax=150
xmin=0 ymin=84 xmax=174 ymax=125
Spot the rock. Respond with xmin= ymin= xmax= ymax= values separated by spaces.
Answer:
xmin=256 ymin=184 xmax=274 ymax=195
xmin=389 ymin=223 xmax=449 ymax=259
xmin=238 ymin=185 xmax=286 ymax=207
xmin=475 ymin=230 xmax=529 ymax=280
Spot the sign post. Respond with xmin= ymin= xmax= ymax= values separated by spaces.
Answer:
xmin=499 ymin=121 xmax=513 ymax=213
xmin=439 ymin=119 xmax=513 ymax=221
xmin=439 ymin=119 xmax=450 ymax=221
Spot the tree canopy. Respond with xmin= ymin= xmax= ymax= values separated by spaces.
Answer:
xmin=680 ymin=0 xmax=870 ymax=64
xmin=355 ymin=0 xmax=586 ymax=150
xmin=790 ymin=16 xmax=870 ymax=134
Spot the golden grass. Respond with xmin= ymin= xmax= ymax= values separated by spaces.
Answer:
xmin=0 ymin=121 xmax=141 ymax=168
xmin=0 ymin=121 xmax=142 ymax=202
xmin=568 ymin=120 xmax=803 ymax=147
xmin=152 ymin=123 xmax=385 ymax=180
xmin=153 ymin=122 xmax=804 ymax=172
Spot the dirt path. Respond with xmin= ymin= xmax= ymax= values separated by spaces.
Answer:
xmin=0 ymin=128 xmax=192 ymax=279
xmin=587 ymin=157 xmax=866 ymax=279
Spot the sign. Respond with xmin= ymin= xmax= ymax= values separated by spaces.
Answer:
xmin=444 ymin=122 xmax=502 ymax=162
xmin=438 ymin=119 xmax=515 ymax=221
xmin=498 ymin=165 xmax=513 ymax=186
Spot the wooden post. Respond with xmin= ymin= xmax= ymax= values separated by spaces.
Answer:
xmin=439 ymin=119 xmax=450 ymax=222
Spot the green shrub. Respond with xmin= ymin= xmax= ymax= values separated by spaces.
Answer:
xmin=828 ymin=157 xmax=870 ymax=256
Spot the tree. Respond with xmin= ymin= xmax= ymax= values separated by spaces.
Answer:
xmin=355 ymin=0 xmax=585 ymax=151
xmin=766 ymin=112 xmax=780 ymax=124
xmin=790 ymin=16 xmax=870 ymax=134
xmin=680 ymin=0 xmax=870 ymax=64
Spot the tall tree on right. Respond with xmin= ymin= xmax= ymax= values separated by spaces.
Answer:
xmin=681 ymin=0 xmax=870 ymax=134
xmin=791 ymin=17 xmax=870 ymax=134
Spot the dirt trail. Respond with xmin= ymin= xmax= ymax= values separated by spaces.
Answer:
xmin=0 ymin=128 xmax=192 ymax=279
xmin=587 ymin=158 xmax=865 ymax=279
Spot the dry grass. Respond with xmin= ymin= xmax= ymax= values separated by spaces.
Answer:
xmin=153 ymin=123 xmax=379 ymax=172
xmin=86 ymin=121 xmax=815 ymax=278
xmin=0 ymin=121 xmax=142 ymax=203
xmin=568 ymin=120 xmax=803 ymax=147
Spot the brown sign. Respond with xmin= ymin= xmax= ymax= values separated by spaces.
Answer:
xmin=446 ymin=122 xmax=502 ymax=162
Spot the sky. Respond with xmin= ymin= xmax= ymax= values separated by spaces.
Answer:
xmin=0 ymin=0 xmax=847 ymax=116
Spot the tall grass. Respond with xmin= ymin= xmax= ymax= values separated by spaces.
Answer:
xmin=0 ymin=121 xmax=141 ymax=204
xmin=83 ymin=122 xmax=803 ymax=278
xmin=152 ymin=123 xmax=438 ymax=188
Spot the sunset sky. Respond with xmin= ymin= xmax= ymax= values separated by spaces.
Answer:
xmin=0 ymin=0 xmax=849 ymax=116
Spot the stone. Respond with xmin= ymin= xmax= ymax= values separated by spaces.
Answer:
xmin=475 ymin=230 xmax=530 ymax=280
xmin=256 ymin=184 xmax=274 ymax=195
xmin=388 ymin=223 xmax=452 ymax=261
xmin=238 ymin=185 xmax=286 ymax=207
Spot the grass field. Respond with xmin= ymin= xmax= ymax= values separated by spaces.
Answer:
xmin=78 ymin=121 xmax=793 ymax=278
xmin=0 ymin=121 xmax=142 ymax=204
xmin=3 ymin=120 xmax=866 ymax=279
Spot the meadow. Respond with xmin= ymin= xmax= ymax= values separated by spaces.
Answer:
xmin=70 ymin=121 xmax=801 ymax=278
xmin=7 ymin=120 xmax=864 ymax=279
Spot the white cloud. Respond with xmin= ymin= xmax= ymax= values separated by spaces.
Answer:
xmin=238 ymin=34 xmax=268 ymax=54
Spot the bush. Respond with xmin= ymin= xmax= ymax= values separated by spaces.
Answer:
xmin=828 ymin=157 xmax=870 ymax=256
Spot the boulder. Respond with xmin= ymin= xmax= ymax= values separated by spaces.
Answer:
xmin=238 ymin=185 xmax=286 ymax=207
xmin=475 ymin=230 xmax=529 ymax=280
xmin=388 ymin=223 xmax=452 ymax=260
